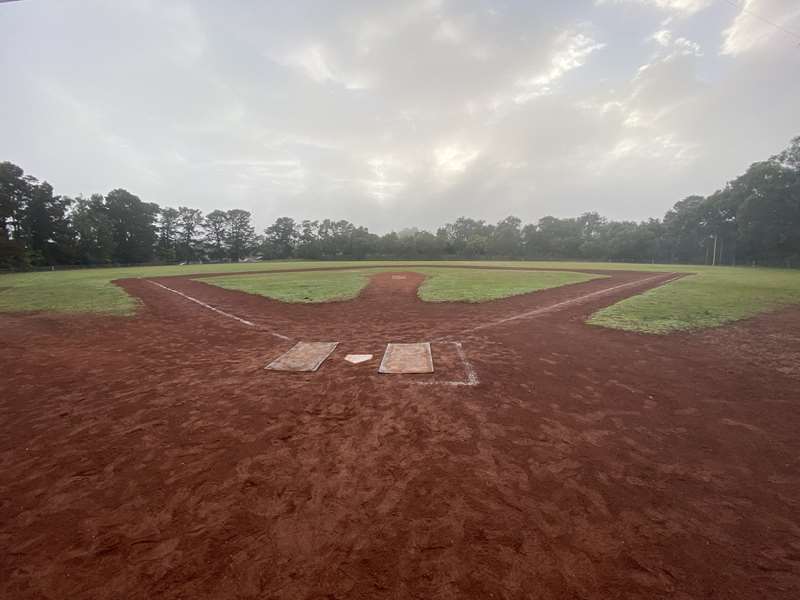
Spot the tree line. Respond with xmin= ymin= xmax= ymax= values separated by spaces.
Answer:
xmin=2 ymin=136 xmax=798 ymax=270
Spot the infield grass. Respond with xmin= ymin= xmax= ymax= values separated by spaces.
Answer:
xmin=0 ymin=262 xmax=370 ymax=315
xmin=2 ymin=261 xmax=799 ymax=334
xmin=415 ymin=268 xmax=601 ymax=302
xmin=587 ymin=267 xmax=800 ymax=333
xmin=197 ymin=267 xmax=601 ymax=303
xmin=196 ymin=269 xmax=371 ymax=303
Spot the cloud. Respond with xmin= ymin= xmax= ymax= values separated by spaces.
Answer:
xmin=0 ymin=0 xmax=798 ymax=231
xmin=595 ymin=0 xmax=712 ymax=15
xmin=514 ymin=31 xmax=607 ymax=102
xmin=721 ymin=0 xmax=800 ymax=55
xmin=647 ymin=29 xmax=703 ymax=56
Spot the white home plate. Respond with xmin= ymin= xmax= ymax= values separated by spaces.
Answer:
xmin=379 ymin=343 xmax=434 ymax=374
xmin=345 ymin=354 xmax=373 ymax=365
xmin=266 ymin=342 xmax=338 ymax=372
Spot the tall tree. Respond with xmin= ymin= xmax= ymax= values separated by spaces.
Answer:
xmin=71 ymin=195 xmax=114 ymax=264
xmin=295 ymin=220 xmax=321 ymax=259
xmin=156 ymin=207 xmax=180 ymax=262
xmin=662 ymin=196 xmax=705 ymax=263
xmin=204 ymin=209 xmax=229 ymax=260
xmin=226 ymin=209 xmax=256 ymax=260
xmin=488 ymin=216 xmax=522 ymax=257
xmin=176 ymin=206 xmax=204 ymax=262
xmin=733 ymin=160 xmax=800 ymax=266
xmin=0 ymin=161 xmax=28 ymax=241
xmin=0 ymin=162 xmax=30 ymax=268
xmin=105 ymin=189 xmax=159 ymax=263
xmin=19 ymin=181 xmax=74 ymax=265
xmin=263 ymin=217 xmax=297 ymax=259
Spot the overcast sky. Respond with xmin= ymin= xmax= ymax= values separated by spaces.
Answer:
xmin=1 ymin=0 xmax=799 ymax=232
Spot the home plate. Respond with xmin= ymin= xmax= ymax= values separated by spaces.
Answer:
xmin=391 ymin=275 xmax=406 ymax=280
xmin=379 ymin=343 xmax=434 ymax=374
xmin=345 ymin=354 xmax=373 ymax=365
xmin=266 ymin=342 xmax=338 ymax=372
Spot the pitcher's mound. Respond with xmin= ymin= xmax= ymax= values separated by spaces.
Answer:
xmin=379 ymin=342 xmax=434 ymax=374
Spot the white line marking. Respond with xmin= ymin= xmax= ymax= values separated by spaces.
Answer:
xmin=413 ymin=341 xmax=479 ymax=387
xmin=148 ymin=280 xmax=291 ymax=340
xmin=457 ymin=273 xmax=682 ymax=335
xmin=453 ymin=341 xmax=479 ymax=386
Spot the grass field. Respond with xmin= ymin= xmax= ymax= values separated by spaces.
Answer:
xmin=0 ymin=262 xmax=374 ymax=316
xmin=196 ymin=269 xmax=372 ymax=303
xmin=414 ymin=268 xmax=601 ymax=302
xmin=588 ymin=266 xmax=800 ymax=333
xmin=2 ymin=260 xmax=799 ymax=333
xmin=197 ymin=267 xmax=601 ymax=304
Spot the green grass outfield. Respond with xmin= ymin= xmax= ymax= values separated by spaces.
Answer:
xmin=1 ymin=260 xmax=799 ymax=333
xmin=197 ymin=268 xmax=601 ymax=304
xmin=587 ymin=266 xmax=800 ymax=333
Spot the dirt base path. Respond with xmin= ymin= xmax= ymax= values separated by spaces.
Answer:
xmin=1 ymin=268 xmax=799 ymax=599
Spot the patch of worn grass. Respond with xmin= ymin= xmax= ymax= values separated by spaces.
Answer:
xmin=417 ymin=268 xmax=602 ymax=302
xmin=588 ymin=267 xmax=800 ymax=333
xmin=196 ymin=269 xmax=371 ymax=303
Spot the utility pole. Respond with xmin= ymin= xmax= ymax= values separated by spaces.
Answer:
xmin=712 ymin=234 xmax=718 ymax=266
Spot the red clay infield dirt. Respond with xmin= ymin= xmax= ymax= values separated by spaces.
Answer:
xmin=2 ymin=267 xmax=799 ymax=599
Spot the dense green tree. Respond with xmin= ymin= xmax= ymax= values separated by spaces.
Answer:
xmin=524 ymin=216 xmax=582 ymax=258
xmin=105 ymin=189 xmax=159 ymax=263
xmin=262 ymin=217 xmax=297 ymax=259
xmin=204 ymin=210 xmax=229 ymax=260
xmin=294 ymin=220 xmax=322 ymax=259
xmin=437 ymin=217 xmax=492 ymax=257
xmin=0 ymin=162 xmax=28 ymax=240
xmin=226 ymin=209 xmax=257 ymax=260
xmin=0 ymin=162 xmax=31 ymax=268
xmin=19 ymin=181 xmax=74 ymax=265
xmin=71 ymin=195 xmax=114 ymax=264
xmin=2 ymin=135 xmax=800 ymax=270
xmin=156 ymin=207 xmax=180 ymax=262
xmin=733 ymin=160 xmax=800 ymax=266
xmin=176 ymin=207 xmax=204 ymax=262
xmin=662 ymin=196 xmax=706 ymax=263
xmin=488 ymin=216 xmax=522 ymax=257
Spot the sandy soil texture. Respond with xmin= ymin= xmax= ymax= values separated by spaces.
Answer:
xmin=1 ymin=268 xmax=799 ymax=599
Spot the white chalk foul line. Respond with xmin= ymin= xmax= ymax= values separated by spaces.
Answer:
xmin=458 ymin=273 xmax=682 ymax=336
xmin=413 ymin=341 xmax=479 ymax=387
xmin=453 ymin=341 xmax=479 ymax=386
xmin=147 ymin=280 xmax=291 ymax=341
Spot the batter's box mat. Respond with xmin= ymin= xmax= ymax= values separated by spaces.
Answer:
xmin=266 ymin=342 xmax=338 ymax=372
xmin=379 ymin=343 xmax=434 ymax=374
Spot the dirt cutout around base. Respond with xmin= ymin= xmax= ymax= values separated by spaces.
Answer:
xmin=266 ymin=341 xmax=338 ymax=372
xmin=379 ymin=342 xmax=434 ymax=374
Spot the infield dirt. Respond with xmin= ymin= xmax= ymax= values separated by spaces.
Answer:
xmin=2 ymin=268 xmax=799 ymax=599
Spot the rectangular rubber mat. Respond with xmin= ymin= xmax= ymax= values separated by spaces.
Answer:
xmin=379 ymin=343 xmax=434 ymax=374
xmin=266 ymin=342 xmax=338 ymax=372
